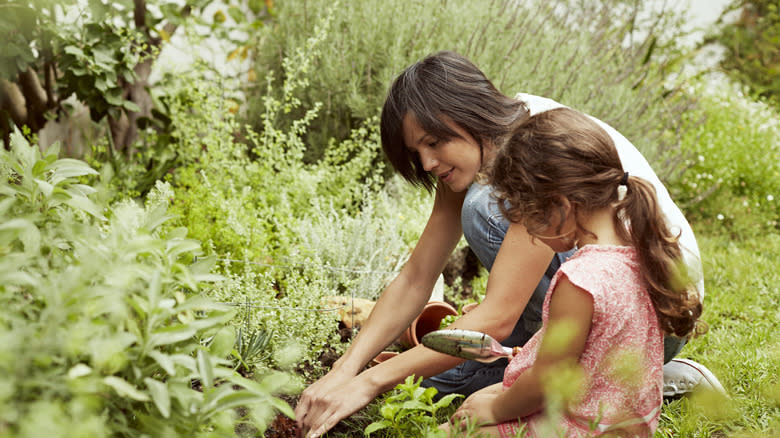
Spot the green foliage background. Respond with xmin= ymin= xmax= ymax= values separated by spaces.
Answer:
xmin=1 ymin=0 xmax=778 ymax=436
xmin=710 ymin=0 xmax=780 ymax=107
xmin=247 ymin=0 xmax=692 ymax=167
xmin=0 ymin=134 xmax=294 ymax=437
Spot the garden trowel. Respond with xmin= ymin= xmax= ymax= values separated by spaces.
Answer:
xmin=420 ymin=329 xmax=520 ymax=363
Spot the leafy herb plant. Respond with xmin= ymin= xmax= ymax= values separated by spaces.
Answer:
xmin=0 ymin=132 xmax=294 ymax=437
xmin=365 ymin=375 xmax=463 ymax=438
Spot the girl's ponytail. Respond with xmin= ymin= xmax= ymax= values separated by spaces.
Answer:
xmin=616 ymin=175 xmax=703 ymax=338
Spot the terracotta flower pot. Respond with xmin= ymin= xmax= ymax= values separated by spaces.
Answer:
xmin=399 ymin=301 xmax=459 ymax=348
xmin=370 ymin=351 xmax=400 ymax=367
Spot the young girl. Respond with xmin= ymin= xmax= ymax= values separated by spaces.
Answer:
xmin=447 ymin=107 xmax=705 ymax=437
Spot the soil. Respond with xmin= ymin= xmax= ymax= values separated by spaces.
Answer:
xmin=265 ymin=413 xmax=299 ymax=437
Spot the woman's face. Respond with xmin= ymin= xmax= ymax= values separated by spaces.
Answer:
xmin=402 ymin=113 xmax=484 ymax=193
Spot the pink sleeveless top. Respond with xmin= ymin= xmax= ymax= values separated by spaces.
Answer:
xmin=498 ymin=245 xmax=664 ymax=437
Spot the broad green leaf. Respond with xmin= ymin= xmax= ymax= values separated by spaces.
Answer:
xmin=401 ymin=400 xmax=432 ymax=412
xmin=196 ymin=350 xmax=214 ymax=389
xmin=203 ymin=391 xmax=264 ymax=416
xmin=148 ymin=324 xmax=198 ymax=347
xmin=433 ymin=393 xmax=464 ymax=410
xmin=166 ymin=238 xmax=202 ymax=258
xmin=92 ymin=48 xmax=116 ymax=68
xmin=166 ymin=227 xmax=188 ymax=239
xmin=48 ymin=158 xmax=99 ymax=185
xmin=62 ymin=191 xmax=106 ymax=220
xmin=69 ymin=183 xmax=98 ymax=196
xmin=189 ymin=254 xmax=217 ymax=276
xmin=147 ymin=350 xmax=176 ymax=376
xmin=9 ymin=132 xmax=35 ymax=171
xmin=67 ymin=363 xmax=93 ymax=379
xmin=168 ymin=354 xmax=197 ymax=373
xmin=149 ymin=310 xmax=232 ymax=348
xmin=142 ymin=203 xmax=174 ymax=232
xmin=144 ymin=378 xmax=171 ymax=418
xmin=123 ymin=100 xmax=140 ymax=112
xmin=31 ymin=159 xmax=47 ymax=177
xmin=268 ymin=396 xmax=295 ymax=418
xmin=105 ymin=91 xmax=124 ymax=106
xmin=364 ymin=420 xmax=391 ymax=436
xmin=63 ymin=45 xmax=85 ymax=58
xmin=0 ymin=218 xmax=40 ymax=252
xmin=34 ymin=178 xmax=54 ymax=197
xmin=103 ymin=376 xmax=150 ymax=401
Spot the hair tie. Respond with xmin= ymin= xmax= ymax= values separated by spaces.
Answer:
xmin=617 ymin=171 xmax=629 ymax=201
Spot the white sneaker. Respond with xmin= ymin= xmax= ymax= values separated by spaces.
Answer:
xmin=662 ymin=358 xmax=727 ymax=398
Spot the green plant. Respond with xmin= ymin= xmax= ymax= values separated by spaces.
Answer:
xmin=709 ymin=0 xmax=780 ymax=107
xmin=665 ymin=78 xmax=779 ymax=238
xmin=232 ymin=303 xmax=273 ymax=374
xmin=154 ymin=5 xmax=440 ymax=371
xmin=365 ymin=375 xmax=463 ymax=437
xmin=0 ymin=0 xmax=274 ymax=151
xmin=248 ymin=0 xmax=694 ymax=169
xmin=0 ymin=131 xmax=294 ymax=436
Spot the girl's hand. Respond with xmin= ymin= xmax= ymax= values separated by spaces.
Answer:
xmin=450 ymin=392 xmax=500 ymax=429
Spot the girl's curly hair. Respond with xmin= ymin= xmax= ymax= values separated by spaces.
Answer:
xmin=490 ymin=107 xmax=703 ymax=337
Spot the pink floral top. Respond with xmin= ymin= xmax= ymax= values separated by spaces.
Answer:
xmin=498 ymin=245 xmax=664 ymax=437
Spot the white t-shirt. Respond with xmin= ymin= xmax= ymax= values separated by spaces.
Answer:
xmin=516 ymin=93 xmax=704 ymax=298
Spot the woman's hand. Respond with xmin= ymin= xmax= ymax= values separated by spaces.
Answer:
xmin=294 ymin=369 xmax=379 ymax=438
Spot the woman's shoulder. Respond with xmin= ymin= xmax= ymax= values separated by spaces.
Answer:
xmin=513 ymin=92 xmax=567 ymax=115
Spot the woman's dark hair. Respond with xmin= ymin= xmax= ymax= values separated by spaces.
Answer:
xmin=380 ymin=51 xmax=528 ymax=191
xmin=490 ymin=108 xmax=704 ymax=338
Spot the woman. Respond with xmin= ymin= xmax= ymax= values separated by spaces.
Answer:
xmin=294 ymin=51 xmax=718 ymax=438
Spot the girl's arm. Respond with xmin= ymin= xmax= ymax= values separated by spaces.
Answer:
xmin=454 ymin=277 xmax=594 ymax=426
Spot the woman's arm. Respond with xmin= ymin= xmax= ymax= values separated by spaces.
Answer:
xmin=295 ymin=184 xmax=466 ymax=436
xmin=453 ymin=277 xmax=594 ymax=426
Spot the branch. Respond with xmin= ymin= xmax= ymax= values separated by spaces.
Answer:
xmin=17 ymin=67 xmax=49 ymax=130
xmin=134 ymin=0 xmax=146 ymax=29
xmin=0 ymin=79 xmax=28 ymax=127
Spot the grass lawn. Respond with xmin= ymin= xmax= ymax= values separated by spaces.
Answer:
xmin=657 ymin=232 xmax=780 ymax=437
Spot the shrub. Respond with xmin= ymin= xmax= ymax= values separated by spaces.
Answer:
xmin=708 ymin=0 xmax=780 ymax=108
xmin=247 ymin=0 xmax=694 ymax=169
xmin=159 ymin=8 xmax=438 ymax=370
xmin=0 ymin=132 xmax=293 ymax=437
xmin=665 ymin=77 xmax=779 ymax=238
